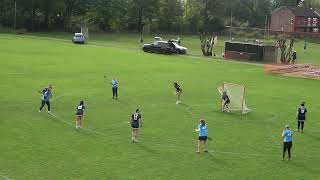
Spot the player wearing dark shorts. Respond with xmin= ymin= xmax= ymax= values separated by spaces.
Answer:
xmin=130 ymin=109 xmax=142 ymax=143
xmin=222 ymin=91 xmax=230 ymax=112
xmin=195 ymin=119 xmax=208 ymax=153
xmin=39 ymin=84 xmax=52 ymax=113
xmin=75 ymin=101 xmax=85 ymax=130
xmin=282 ymin=125 xmax=293 ymax=161
xmin=174 ymin=82 xmax=182 ymax=104
xmin=296 ymin=102 xmax=307 ymax=133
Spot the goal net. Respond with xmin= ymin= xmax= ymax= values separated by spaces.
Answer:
xmin=81 ymin=27 xmax=89 ymax=39
xmin=218 ymin=82 xmax=251 ymax=114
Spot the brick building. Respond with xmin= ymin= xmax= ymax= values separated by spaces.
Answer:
xmin=271 ymin=7 xmax=320 ymax=37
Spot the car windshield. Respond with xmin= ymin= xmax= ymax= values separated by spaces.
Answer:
xmin=171 ymin=42 xmax=179 ymax=47
xmin=75 ymin=34 xmax=83 ymax=38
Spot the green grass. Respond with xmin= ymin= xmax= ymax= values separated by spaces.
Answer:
xmin=14 ymin=31 xmax=320 ymax=65
xmin=0 ymin=33 xmax=320 ymax=180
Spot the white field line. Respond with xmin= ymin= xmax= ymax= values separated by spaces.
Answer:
xmin=49 ymin=112 xmax=105 ymax=136
xmin=0 ymin=174 xmax=12 ymax=180
xmin=44 ymin=92 xmax=320 ymax=159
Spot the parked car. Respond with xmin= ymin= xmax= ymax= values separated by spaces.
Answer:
xmin=142 ymin=41 xmax=187 ymax=55
xmin=72 ymin=33 xmax=85 ymax=44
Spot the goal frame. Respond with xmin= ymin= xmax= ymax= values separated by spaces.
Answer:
xmin=220 ymin=82 xmax=247 ymax=115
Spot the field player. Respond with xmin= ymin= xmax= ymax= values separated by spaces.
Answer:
xmin=282 ymin=125 xmax=293 ymax=161
xmin=194 ymin=119 xmax=208 ymax=153
xmin=174 ymin=82 xmax=182 ymax=104
xmin=129 ymin=109 xmax=142 ymax=143
xmin=111 ymin=78 xmax=118 ymax=99
xmin=75 ymin=101 xmax=86 ymax=130
xmin=39 ymin=84 xmax=53 ymax=113
xmin=221 ymin=91 xmax=230 ymax=112
xmin=296 ymin=102 xmax=307 ymax=133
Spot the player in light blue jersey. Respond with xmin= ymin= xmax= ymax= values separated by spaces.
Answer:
xmin=111 ymin=78 xmax=118 ymax=99
xmin=195 ymin=119 xmax=208 ymax=153
xmin=282 ymin=125 xmax=293 ymax=161
xmin=39 ymin=84 xmax=52 ymax=113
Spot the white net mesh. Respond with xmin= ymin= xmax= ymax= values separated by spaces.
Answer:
xmin=218 ymin=83 xmax=251 ymax=114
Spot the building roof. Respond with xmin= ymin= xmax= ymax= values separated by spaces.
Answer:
xmin=272 ymin=6 xmax=320 ymax=18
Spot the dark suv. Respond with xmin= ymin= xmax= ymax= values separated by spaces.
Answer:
xmin=142 ymin=41 xmax=187 ymax=55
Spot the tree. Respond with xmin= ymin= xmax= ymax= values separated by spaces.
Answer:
xmin=158 ymin=0 xmax=183 ymax=32
xmin=128 ymin=0 xmax=160 ymax=33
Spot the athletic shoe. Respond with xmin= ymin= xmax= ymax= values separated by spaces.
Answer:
xmin=196 ymin=150 xmax=200 ymax=153
xmin=204 ymin=150 xmax=208 ymax=153
xmin=47 ymin=111 xmax=50 ymax=114
xmin=39 ymin=110 xmax=41 ymax=112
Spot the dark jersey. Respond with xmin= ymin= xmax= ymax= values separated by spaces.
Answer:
xmin=297 ymin=107 xmax=307 ymax=120
xmin=42 ymin=88 xmax=48 ymax=94
xmin=222 ymin=94 xmax=230 ymax=103
xmin=174 ymin=84 xmax=182 ymax=93
xmin=131 ymin=112 xmax=141 ymax=128
xmin=76 ymin=105 xmax=85 ymax=115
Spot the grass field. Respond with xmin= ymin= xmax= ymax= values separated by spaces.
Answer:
xmin=0 ymin=33 xmax=320 ymax=180
xmin=14 ymin=31 xmax=320 ymax=65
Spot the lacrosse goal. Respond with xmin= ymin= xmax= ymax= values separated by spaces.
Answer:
xmin=218 ymin=82 xmax=251 ymax=115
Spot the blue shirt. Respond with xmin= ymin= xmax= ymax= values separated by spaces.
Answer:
xmin=198 ymin=124 xmax=208 ymax=137
xmin=42 ymin=90 xmax=51 ymax=102
xmin=283 ymin=130 xmax=293 ymax=142
xmin=111 ymin=80 xmax=118 ymax=88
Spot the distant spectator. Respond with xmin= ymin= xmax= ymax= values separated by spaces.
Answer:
xmin=292 ymin=51 xmax=297 ymax=64
xmin=177 ymin=36 xmax=181 ymax=45
xmin=139 ymin=36 xmax=144 ymax=48
xmin=303 ymin=43 xmax=307 ymax=52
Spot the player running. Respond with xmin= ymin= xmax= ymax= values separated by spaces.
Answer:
xmin=75 ymin=101 xmax=86 ymax=130
xmin=221 ymin=91 xmax=230 ymax=112
xmin=174 ymin=82 xmax=182 ymax=104
xmin=129 ymin=109 xmax=142 ymax=143
xmin=282 ymin=125 xmax=293 ymax=161
xmin=195 ymin=119 xmax=208 ymax=153
xmin=296 ymin=102 xmax=307 ymax=133
xmin=39 ymin=84 xmax=53 ymax=113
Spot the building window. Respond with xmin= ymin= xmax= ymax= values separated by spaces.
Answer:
xmin=313 ymin=28 xmax=319 ymax=33
xmin=313 ymin=18 xmax=318 ymax=27
xmin=308 ymin=18 xmax=311 ymax=26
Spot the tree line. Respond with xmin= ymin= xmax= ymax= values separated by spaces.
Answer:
xmin=0 ymin=0 xmax=319 ymax=33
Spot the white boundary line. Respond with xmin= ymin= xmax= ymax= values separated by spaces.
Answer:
xmin=43 ymin=92 xmax=320 ymax=159
xmin=0 ymin=174 xmax=12 ymax=180
xmin=49 ymin=112 xmax=105 ymax=136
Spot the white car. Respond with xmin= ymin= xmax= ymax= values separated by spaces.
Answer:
xmin=72 ymin=33 xmax=85 ymax=44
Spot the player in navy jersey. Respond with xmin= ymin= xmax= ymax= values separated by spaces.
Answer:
xmin=174 ymin=82 xmax=182 ymax=104
xmin=129 ymin=109 xmax=142 ymax=143
xmin=39 ymin=84 xmax=53 ymax=113
xmin=296 ymin=102 xmax=307 ymax=133
xmin=75 ymin=101 xmax=85 ymax=129
xmin=221 ymin=91 xmax=230 ymax=112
